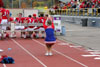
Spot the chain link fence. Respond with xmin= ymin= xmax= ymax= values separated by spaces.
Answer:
xmin=8 ymin=9 xmax=39 ymax=17
xmin=3 ymin=0 xmax=54 ymax=8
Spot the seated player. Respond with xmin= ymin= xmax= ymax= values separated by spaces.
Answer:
xmin=7 ymin=12 xmax=16 ymax=38
xmin=22 ymin=17 xmax=28 ymax=38
xmin=32 ymin=14 xmax=39 ymax=39
xmin=38 ymin=14 xmax=45 ymax=38
xmin=15 ymin=13 xmax=25 ymax=24
xmin=15 ymin=13 xmax=25 ymax=38
xmin=26 ymin=15 xmax=34 ymax=38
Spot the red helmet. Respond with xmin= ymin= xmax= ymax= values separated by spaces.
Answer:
xmin=33 ymin=14 xmax=36 ymax=17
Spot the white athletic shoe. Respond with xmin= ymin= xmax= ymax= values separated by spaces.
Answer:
xmin=3 ymin=33 xmax=6 ymax=38
xmin=13 ymin=35 xmax=16 ymax=38
xmin=23 ymin=35 xmax=26 ymax=39
xmin=0 ymin=33 xmax=1 ymax=37
xmin=31 ymin=35 xmax=33 ymax=39
xmin=10 ymin=34 xmax=16 ymax=38
xmin=45 ymin=52 xmax=49 ymax=56
xmin=0 ymin=49 xmax=4 ymax=52
xmin=49 ymin=52 xmax=53 ymax=56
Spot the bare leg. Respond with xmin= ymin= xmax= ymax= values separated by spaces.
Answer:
xmin=45 ymin=43 xmax=54 ymax=56
xmin=46 ymin=44 xmax=53 ymax=52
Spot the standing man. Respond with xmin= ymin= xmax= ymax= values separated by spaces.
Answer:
xmin=0 ymin=7 xmax=10 ymax=39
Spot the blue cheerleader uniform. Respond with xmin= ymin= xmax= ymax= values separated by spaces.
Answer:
xmin=43 ymin=20 xmax=56 ymax=43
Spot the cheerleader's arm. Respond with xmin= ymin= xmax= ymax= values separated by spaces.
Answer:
xmin=43 ymin=20 xmax=47 ymax=29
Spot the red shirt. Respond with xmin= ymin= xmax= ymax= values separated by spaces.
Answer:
xmin=0 ymin=18 xmax=2 ymax=24
xmin=38 ymin=17 xmax=45 ymax=23
xmin=15 ymin=17 xmax=25 ymax=23
xmin=8 ymin=17 xmax=14 ymax=22
xmin=0 ymin=8 xmax=6 ymax=19
xmin=26 ymin=17 xmax=33 ymax=23
xmin=68 ymin=3 xmax=71 ymax=7
xmin=32 ymin=17 xmax=38 ymax=23
xmin=2 ymin=9 xmax=10 ymax=19
xmin=25 ymin=17 xmax=35 ymax=28
xmin=63 ymin=6 xmax=67 ymax=9
xmin=80 ymin=4 xmax=85 ymax=8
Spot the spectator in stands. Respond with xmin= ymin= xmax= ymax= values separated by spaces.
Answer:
xmin=56 ymin=0 xmax=100 ymax=9
xmin=53 ymin=5 xmax=59 ymax=9
xmin=59 ymin=2 xmax=64 ymax=8
xmin=97 ymin=3 xmax=100 ymax=8
xmin=62 ymin=4 xmax=67 ymax=9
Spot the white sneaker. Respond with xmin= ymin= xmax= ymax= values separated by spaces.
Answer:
xmin=3 ymin=33 xmax=6 ymax=38
xmin=13 ymin=35 xmax=16 ymax=38
xmin=0 ymin=49 xmax=4 ymax=52
xmin=45 ymin=52 xmax=49 ymax=56
xmin=31 ymin=35 xmax=33 ymax=39
xmin=0 ymin=33 xmax=1 ymax=37
xmin=10 ymin=34 xmax=16 ymax=38
xmin=10 ymin=34 xmax=13 ymax=38
xmin=49 ymin=52 xmax=53 ymax=56
xmin=23 ymin=35 xmax=26 ymax=39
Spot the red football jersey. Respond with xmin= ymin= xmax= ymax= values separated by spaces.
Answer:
xmin=26 ymin=17 xmax=33 ymax=23
xmin=2 ymin=9 xmax=10 ymax=19
xmin=38 ymin=17 xmax=45 ymax=23
xmin=15 ymin=17 xmax=25 ymax=23
xmin=32 ymin=17 xmax=38 ymax=23
xmin=8 ymin=17 xmax=14 ymax=22
xmin=25 ymin=17 xmax=34 ymax=28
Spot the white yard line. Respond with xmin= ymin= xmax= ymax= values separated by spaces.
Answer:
xmin=12 ymin=39 xmax=47 ymax=67
xmin=32 ymin=39 xmax=88 ymax=67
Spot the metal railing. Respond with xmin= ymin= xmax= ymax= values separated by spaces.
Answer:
xmin=49 ymin=8 xmax=100 ymax=17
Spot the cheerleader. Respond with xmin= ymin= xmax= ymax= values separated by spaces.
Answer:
xmin=43 ymin=19 xmax=56 ymax=56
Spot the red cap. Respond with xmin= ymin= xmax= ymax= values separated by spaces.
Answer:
xmin=33 ymin=14 xmax=36 ymax=17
